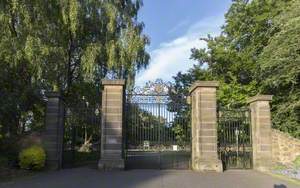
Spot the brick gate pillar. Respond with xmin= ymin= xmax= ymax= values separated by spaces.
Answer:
xmin=43 ymin=92 xmax=65 ymax=170
xmin=189 ymin=81 xmax=222 ymax=172
xmin=247 ymin=95 xmax=273 ymax=171
xmin=98 ymin=79 xmax=125 ymax=170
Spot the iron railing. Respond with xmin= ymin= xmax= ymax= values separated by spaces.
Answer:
xmin=126 ymin=94 xmax=191 ymax=151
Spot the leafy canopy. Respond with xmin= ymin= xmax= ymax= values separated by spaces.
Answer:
xmin=0 ymin=0 xmax=150 ymax=145
xmin=171 ymin=0 xmax=300 ymax=137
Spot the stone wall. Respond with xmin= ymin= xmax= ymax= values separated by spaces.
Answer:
xmin=272 ymin=129 xmax=300 ymax=164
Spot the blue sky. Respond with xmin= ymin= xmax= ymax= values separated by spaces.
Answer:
xmin=135 ymin=0 xmax=232 ymax=85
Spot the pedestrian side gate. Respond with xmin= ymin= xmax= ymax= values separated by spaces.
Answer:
xmin=217 ymin=107 xmax=252 ymax=169
xmin=62 ymin=102 xmax=101 ymax=168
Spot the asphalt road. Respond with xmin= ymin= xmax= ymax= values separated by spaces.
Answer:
xmin=1 ymin=168 xmax=299 ymax=188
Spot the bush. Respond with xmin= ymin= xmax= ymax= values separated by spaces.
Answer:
xmin=19 ymin=145 xmax=46 ymax=170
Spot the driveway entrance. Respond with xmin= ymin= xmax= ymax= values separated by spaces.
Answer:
xmin=1 ymin=168 xmax=298 ymax=188
xmin=125 ymin=80 xmax=191 ymax=169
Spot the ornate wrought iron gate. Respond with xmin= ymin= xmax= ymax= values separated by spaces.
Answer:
xmin=217 ymin=107 xmax=252 ymax=169
xmin=125 ymin=80 xmax=191 ymax=169
xmin=62 ymin=102 xmax=101 ymax=168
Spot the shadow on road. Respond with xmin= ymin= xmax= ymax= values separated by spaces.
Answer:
xmin=274 ymin=184 xmax=287 ymax=188
xmin=0 ymin=167 xmax=298 ymax=188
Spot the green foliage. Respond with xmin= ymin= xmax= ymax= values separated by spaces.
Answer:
xmin=172 ymin=124 xmax=186 ymax=146
xmin=173 ymin=0 xmax=299 ymax=138
xmin=0 ymin=0 xmax=149 ymax=161
xmin=273 ymin=163 xmax=288 ymax=171
xmin=257 ymin=0 xmax=300 ymax=137
xmin=218 ymin=80 xmax=257 ymax=107
xmin=293 ymin=156 xmax=300 ymax=169
xmin=18 ymin=145 xmax=46 ymax=170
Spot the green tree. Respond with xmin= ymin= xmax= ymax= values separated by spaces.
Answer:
xmin=172 ymin=0 xmax=299 ymax=137
xmin=0 ymin=0 xmax=149 ymax=153
xmin=258 ymin=0 xmax=300 ymax=137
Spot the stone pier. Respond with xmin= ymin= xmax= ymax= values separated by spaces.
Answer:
xmin=98 ymin=80 xmax=125 ymax=170
xmin=43 ymin=92 xmax=64 ymax=170
xmin=190 ymin=81 xmax=223 ymax=172
xmin=248 ymin=95 xmax=273 ymax=171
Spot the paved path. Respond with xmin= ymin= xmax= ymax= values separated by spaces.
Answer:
xmin=0 ymin=168 xmax=299 ymax=188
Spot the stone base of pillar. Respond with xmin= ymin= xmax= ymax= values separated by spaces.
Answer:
xmin=98 ymin=159 xmax=125 ymax=170
xmin=192 ymin=158 xmax=223 ymax=172
xmin=255 ymin=166 xmax=270 ymax=172
xmin=253 ymin=159 xmax=273 ymax=172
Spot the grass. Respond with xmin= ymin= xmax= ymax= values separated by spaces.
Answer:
xmin=273 ymin=163 xmax=288 ymax=171
xmin=269 ymin=159 xmax=300 ymax=186
xmin=265 ymin=171 xmax=300 ymax=186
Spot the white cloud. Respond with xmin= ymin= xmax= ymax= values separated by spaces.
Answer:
xmin=136 ymin=15 xmax=225 ymax=86
xmin=168 ymin=19 xmax=190 ymax=34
